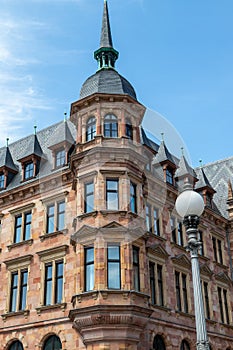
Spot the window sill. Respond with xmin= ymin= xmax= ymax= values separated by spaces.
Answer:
xmin=36 ymin=303 xmax=67 ymax=315
xmin=7 ymin=239 xmax=33 ymax=251
xmin=77 ymin=211 xmax=98 ymax=221
xmin=39 ymin=229 xmax=68 ymax=241
xmin=100 ymin=210 xmax=127 ymax=217
xmin=171 ymin=242 xmax=187 ymax=251
xmin=150 ymin=304 xmax=171 ymax=313
xmin=1 ymin=309 xmax=30 ymax=320
xmin=146 ymin=231 xmax=165 ymax=241
xmin=20 ymin=176 xmax=36 ymax=183
xmin=175 ymin=310 xmax=194 ymax=319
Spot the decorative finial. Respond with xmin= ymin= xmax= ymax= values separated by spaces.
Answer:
xmin=161 ymin=132 xmax=164 ymax=142
xmin=34 ymin=124 xmax=37 ymax=135
xmin=181 ymin=147 xmax=184 ymax=156
xmin=64 ymin=110 xmax=67 ymax=122
xmin=199 ymin=159 xmax=203 ymax=167
xmin=6 ymin=138 xmax=9 ymax=147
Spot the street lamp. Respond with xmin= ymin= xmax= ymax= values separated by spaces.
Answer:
xmin=175 ymin=188 xmax=210 ymax=350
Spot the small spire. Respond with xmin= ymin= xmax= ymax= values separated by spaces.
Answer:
xmin=181 ymin=147 xmax=184 ymax=156
xmin=199 ymin=159 xmax=203 ymax=167
xmin=161 ymin=132 xmax=164 ymax=142
xmin=34 ymin=124 xmax=37 ymax=135
xmin=64 ymin=110 xmax=67 ymax=122
xmin=94 ymin=0 xmax=119 ymax=70
xmin=6 ymin=138 xmax=9 ymax=147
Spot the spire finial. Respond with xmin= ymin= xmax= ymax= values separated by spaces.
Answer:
xmin=34 ymin=124 xmax=37 ymax=135
xmin=6 ymin=138 xmax=9 ymax=147
xmin=161 ymin=132 xmax=164 ymax=142
xmin=94 ymin=0 xmax=119 ymax=70
xmin=199 ymin=159 xmax=203 ymax=167
xmin=64 ymin=110 xmax=67 ymax=122
xmin=181 ymin=147 xmax=184 ymax=156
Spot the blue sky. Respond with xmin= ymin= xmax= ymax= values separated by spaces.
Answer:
xmin=1 ymin=0 xmax=233 ymax=167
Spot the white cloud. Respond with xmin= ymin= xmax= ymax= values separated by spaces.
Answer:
xmin=0 ymin=13 xmax=54 ymax=145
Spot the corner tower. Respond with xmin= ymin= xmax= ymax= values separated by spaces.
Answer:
xmin=69 ymin=2 xmax=152 ymax=349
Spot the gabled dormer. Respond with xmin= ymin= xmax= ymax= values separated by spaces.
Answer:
xmin=18 ymin=132 xmax=43 ymax=181
xmin=195 ymin=168 xmax=216 ymax=208
xmin=0 ymin=142 xmax=18 ymax=190
xmin=175 ymin=155 xmax=197 ymax=188
xmin=48 ymin=120 xmax=75 ymax=169
xmin=152 ymin=141 xmax=177 ymax=185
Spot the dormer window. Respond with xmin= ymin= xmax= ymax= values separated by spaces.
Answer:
xmin=166 ymin=167 xmax=174 ymax=185
xmin=126 ymin=121 xmax=133 ymax=140
xmin=86 ymin=117 xmax=96 ymax=141
xmin=0 ymin=172 xmax=5 ymax=189
xmin=104 ymin=114 xmax=118 ymax=138
xmin=55 ymin=149 xmax=66 ymax=168
xmin=24 ymin=161 xmax=34 ymax=180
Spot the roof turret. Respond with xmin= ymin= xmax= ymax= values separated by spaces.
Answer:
xmin=79 ymin=0 xmax=137 ymax=100
xmin=0 ymin=143 xmax=18 ymax=173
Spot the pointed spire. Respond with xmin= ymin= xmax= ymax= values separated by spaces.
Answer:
xmin=0 ymin=143 xmax=18 ymax=173
xmin=153 ymin=141 xmax=175 ymax=165
xmin=100 ymin=0 xmax=113 ymax=48
xmin=195 ymin=168 xmax=215 ymax=193
xmin=94 ymin=0 xmax=119 ymax=70
xmin=175 ymin=155 xmax=197 ymax=185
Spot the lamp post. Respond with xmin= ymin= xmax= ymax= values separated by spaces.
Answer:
xmin=175 ymin=188 xmax=210 ymax=350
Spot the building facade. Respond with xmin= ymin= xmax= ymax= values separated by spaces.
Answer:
xmin=1 ymin=1 xmax=233 ymax=349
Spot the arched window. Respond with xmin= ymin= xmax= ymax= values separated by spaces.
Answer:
xmin=126 ymin=120 xmax=133 ymax=140
xmin=180 ymin=340 xmax=190 ymax=350
xmin=104 ymin=114 xmax=118 ymax=138
xmin=43 ymin=335 xmax=62 ymax=350
xmin=9 ymin=341 xmax=23 ymax=350
xmin=153 ymin=334 xmax=166 ymax=350
xmin=86 ymin=117 xmax=96 ymax=141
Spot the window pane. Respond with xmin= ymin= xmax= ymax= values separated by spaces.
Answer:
xmin=10 ymin=272 xmax=18 ymax=312
xmin=108 ymin=246 xmax=120 ymax=260
xmin=24 ymin=212 xmax=32 ymax=240
xmin=153 ymin=208 xmax=160 ymax=235
xmin=47 ymin=204 xmax=55 ymax=233
xmin=108 ymin=262 xmax=120 ymax=289
xmin=146 ymin=204 xmax=152 ymax=232
xmin=45 ymin=264 xmax=53 ymax=305
xmin=25 ymin=162 xmax=34 ymax=179
xmin=86 ymin=247 xmax=94 ymax=263
xmin=0 ymin=173 xmax=4 ymax=188
xmin=44 ymin=335 xmax=62 ymax=350
xmin=56 ymin=149 xmax=66 ymax=167
xmin=130 ymin=182 xmax=137 ymax=213
xmin=55 ymin=261 xmax=63 ymax=304
xmin=14 ymin=215 xmax=22 ymax=243
xmin=19 ymin=270 xmax=28 ymax=310
xmin=108 ymin=245 xmax=120 ymax=289
xmin=107 ymin=192 xmax=118 ymax=210
xmin=9 ymin=341 xmax=24 ymax=350
xmin=57 ymin=201 xmax=65 ymax=230
xmin=85 ymin=182 xmax=94 ymax=213
xmin=85 ymin=264 xmax=94 ymax=291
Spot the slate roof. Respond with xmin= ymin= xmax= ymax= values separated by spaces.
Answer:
xmin=152 ymin=141 xmax=177 ymax=166
xmin=195 ymin=157 xmax=233 ymax=218
xmin=195 ymin=168 xmax=215 ymax=193
xmin=18 ymin=134 xmax=43 ymax=161
xmin=80 ymin=69 xmax=137 ymax=100
xmin=140 ymin=128 xmax=159 ymax=153
xmin=48 ymin=120 xmax=75 ymax=148
xmin=0 ymin=120 xmax=76 ymax=192
xmin=175 ymin=155 xmax=197 ymax=180
xmin=0 ymin=147 xmax=18 ymax=172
